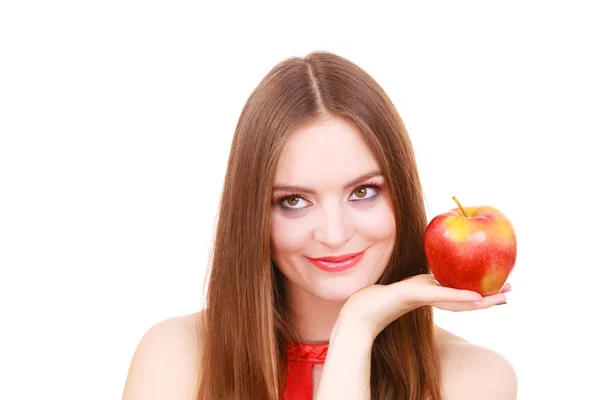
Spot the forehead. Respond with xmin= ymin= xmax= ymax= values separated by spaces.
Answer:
xmin=274 ymin=117 xmax=380 ymax=186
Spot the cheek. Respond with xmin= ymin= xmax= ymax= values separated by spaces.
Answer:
xmin=354 ymin=199 xmax=396 ymax=241
xmin=269 ymin=212 xmax=314 ymax=257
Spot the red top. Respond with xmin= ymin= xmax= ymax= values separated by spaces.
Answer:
xmin=284 ymin=342 xmax=329 ymax=400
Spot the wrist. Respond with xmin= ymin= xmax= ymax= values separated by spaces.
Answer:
xmin=333 ymin=309 xmax=377 ymax=345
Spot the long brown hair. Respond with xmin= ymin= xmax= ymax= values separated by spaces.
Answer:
xmin=198 ymin=51 xmax=442 ymax=400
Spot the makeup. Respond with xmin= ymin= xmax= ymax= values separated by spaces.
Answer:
xmin=305 ymin=249 xmax=366 ymax=273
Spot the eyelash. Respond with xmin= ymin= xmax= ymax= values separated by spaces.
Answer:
xmin=274 ymin=180 xmax=385 ymax=214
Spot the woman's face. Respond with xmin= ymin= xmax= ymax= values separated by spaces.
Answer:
xmin=269 ymin=116 xmax=396 ymax=302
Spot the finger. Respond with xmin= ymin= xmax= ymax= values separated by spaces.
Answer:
xmin=401 ymin=287 xmax=481 ymax=308
xmin=417 ymin=277 xmax=483 ymax=303
xmin=390 ymin=274 xmax=481 ymax=307
xmin=501 ymin=282 xmax=512 ymax=293
xmin=471 ymin=293 xmax=508 ymax=310
xmin=432 ymin=301 xmax=482 ymax=312
xmin=479 ymin=293 xmax=508 ymax=308
xmin=433 ymin=294 xmax=507 ymax=312
xmin=424 ymin=286 xmax=483 ymax=304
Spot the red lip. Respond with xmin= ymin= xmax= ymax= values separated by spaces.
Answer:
xmin=307 ymin=250 xmax=366 ymax=262
xmin=305 ymin=250 xmax=366 ymax=273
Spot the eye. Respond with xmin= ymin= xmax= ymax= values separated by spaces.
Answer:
xmin=280 ymin=196 xmax=310 ymax=210
xmin=348 ymin=185 xmax=380 ymax=201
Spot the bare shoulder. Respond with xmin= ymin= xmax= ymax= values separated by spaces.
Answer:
xmin=122 ymin=310 xmax=206 ymax=400
xmin=436 ymin=326 xmax=517 ymax=400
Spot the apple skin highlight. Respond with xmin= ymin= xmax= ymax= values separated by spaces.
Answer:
xmin=423 ymin=202 xmax=517 ymax=296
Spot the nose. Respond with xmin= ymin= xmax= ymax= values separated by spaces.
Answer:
xmin=313 ymin=202 xmax=353 ymax=248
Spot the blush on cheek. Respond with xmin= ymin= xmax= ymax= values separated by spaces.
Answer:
xmin=269 ymin=213 xmax=314 ymax=257
xmin=355 ymin=203 xmax=396 ymax=241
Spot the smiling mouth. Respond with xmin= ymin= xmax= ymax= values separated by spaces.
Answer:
xmin=305 ymin=249 xmax=367 ymax=273
xmin=306 ymin=250 xmax=366 ymax=263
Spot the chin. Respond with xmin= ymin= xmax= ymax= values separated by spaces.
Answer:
xmin=310 ymin=277 xmax=375 ymax=303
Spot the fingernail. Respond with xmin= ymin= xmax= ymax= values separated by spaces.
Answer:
xmin=502 ymin=288 xmax=512 ymax=293
xmin=495 ymin=301 xmax=507 ymax=306
xmin=472 ymin=302 xmax=482 ymax=305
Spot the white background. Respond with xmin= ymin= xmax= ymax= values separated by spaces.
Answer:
xmin=1 ymin=1 xmax=598 ymax=399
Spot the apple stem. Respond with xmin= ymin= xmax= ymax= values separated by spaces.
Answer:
xmin=452 ymin=196 xmax=469 ymax=218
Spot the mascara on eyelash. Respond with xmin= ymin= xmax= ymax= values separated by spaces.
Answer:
xmin=277 ymin=184 xmax=383 ymax=212
xmin=274 ymin=181 xmax=384 ymax=200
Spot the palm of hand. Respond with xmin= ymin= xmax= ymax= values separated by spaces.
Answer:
xmin=340 ymin=274 xmax=510 ymax=338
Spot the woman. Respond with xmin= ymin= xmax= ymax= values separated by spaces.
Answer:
xmin=122 ymin=51 xmax=517 ymax=400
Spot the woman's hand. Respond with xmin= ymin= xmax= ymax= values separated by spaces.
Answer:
xmin=337 ymin=274 xmax=511 ymax=340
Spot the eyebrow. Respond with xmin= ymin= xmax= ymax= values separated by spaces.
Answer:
xmin=273 ymin=171 xmax=383 ymax=194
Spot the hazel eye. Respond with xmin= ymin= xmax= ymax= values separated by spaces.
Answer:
xmin=354 ymin=187 xmax=368 ymax=198
xmin=348 ymin=185 xmax=381 ymax=202
xmin=279 ymin=196 xmax=310 ymax=211
xmin=285 ymin=197 xmax=301 ymax=207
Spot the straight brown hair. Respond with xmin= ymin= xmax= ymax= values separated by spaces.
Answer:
xmin=198 ymin=51 xmax=442 ymax=400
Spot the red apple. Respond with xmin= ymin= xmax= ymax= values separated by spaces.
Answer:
xmin=424 ymin=196 xmax=517 ymax=296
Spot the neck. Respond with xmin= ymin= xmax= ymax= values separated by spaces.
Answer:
xmin=285 ymin=281 xmax=346 ymax=344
